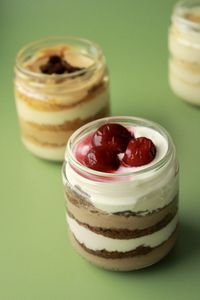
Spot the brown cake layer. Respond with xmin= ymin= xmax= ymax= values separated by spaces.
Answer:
xmin=19 ymin=105 xmax=110 ymax=147
xmin=15 ymin=80 xmax=106 ymax=111
xmin=69 ymin=227 xmax=178 ymax=271
xmin=67 ymin=210 xmax=177 ymax=239
xmin=65 ymin=188 xmax=178 ymax=230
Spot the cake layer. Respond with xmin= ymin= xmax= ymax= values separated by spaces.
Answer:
xmin=170 ymin=58 xmax=200 ymax=84
xmin=15 ymin=82 xmax=108 ymax=114
xmin=69 ymin=227 xmax=178 ymax=271
xmin=19 ymin=105 xmax=109 ymax=145
xmin=67 ymin=209 xmax=177 ymax=239
xmin=67 ymin=213 xmax=178 ymax=252
xmin=65 ymin=189 xmax=178 ymax=230
xmin=169 ymin=25 xmax=200 ymax=63
xmin=22 ymin=137 xmax=66 ymax=160
xmin=170 ymin=72 xmax=200 ymax=104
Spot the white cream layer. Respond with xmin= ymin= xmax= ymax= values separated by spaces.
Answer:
xmin=16 ymin=90 xmax=109 ymax=125
xmin=22 ymin=137 xmax=65 ymax=161
xmin=64 ymin=126 xmax=178 ymax=214
xmin=67 ymin=213 xmax=178 ymax=252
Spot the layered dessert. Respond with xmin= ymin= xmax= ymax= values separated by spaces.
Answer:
xmin=14 ymin=37 xmax=110 ymax=161
xmin=169 ymin=1 xmax=200 ymax=105
xmin=62 ymin=117 xmax=179 ymax=271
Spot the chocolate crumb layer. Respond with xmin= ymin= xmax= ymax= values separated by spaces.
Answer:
xmin=67 ymin=210 xmax=177 ymax=239
xmin=71 ymin=226 xmax=178 ymax=259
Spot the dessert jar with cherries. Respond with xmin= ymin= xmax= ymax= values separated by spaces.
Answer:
xmin=14 ymin=36 xmax=110 ymax=161
xmin=169 ymin=0 xmax=200 ymax=105
xmin=62 ymin=116 xmax=179 ymax=271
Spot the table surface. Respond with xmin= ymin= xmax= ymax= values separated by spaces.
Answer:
xmin=1 ymin=0 xmax=200 ymax=299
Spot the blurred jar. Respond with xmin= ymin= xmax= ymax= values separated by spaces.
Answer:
xmin=14 ymin=37 xmax=110 ymax=161
xmin=169 ymin=0 xmax=200 ymax=105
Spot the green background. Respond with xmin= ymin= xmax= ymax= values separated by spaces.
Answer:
xmin=1 ymin=0 xmax=200 ymax=299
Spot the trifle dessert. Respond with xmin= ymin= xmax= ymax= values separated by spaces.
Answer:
xmin=14 ymin=37 xmax=110 ymax=161
xmin=169 ymin=0 xmax=200 ymax=105
xmin=62 ymin=116 xmax=179 ymax=271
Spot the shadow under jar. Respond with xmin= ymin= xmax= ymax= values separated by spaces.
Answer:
xmin=14 ymin=37 xmax=110 ymax=161
xmin=169 ymin=0 xmax=200 ymax=105
xmin=62 ymin=116 xmax=179 ymax=271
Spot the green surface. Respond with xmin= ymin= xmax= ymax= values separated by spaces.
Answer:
xmin=1 ymin=0 xmax=200 ymax=299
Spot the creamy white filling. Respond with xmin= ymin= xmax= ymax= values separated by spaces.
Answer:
xmin=67 ymin=214 xmax=178 ymax=252
xmin=16 ymin=90 xmax=109 ymax=125
xmin=64 ymin=126 xmax=178 ymax=214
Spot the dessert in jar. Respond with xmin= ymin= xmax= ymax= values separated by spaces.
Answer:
xmin=169 ymin=0 xmax=200 ymax=105
xmin=14 ymin=37 xmax=110 ymax=161
xmin=62 ymin=116 xmax=179 ymax=271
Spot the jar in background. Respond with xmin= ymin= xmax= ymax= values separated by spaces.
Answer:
xmin=62 ymin=116 xmax=179 ymax=271
xmin=169 ymin=0 xmax=200 ymax=105
xmin=14 ymin=37 xmax=110 ymax=161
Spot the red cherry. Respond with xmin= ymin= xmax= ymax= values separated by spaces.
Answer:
xmin=122 ymin=137 xmax=156 ymax=167
xmin=84 ymin=146 xmax=120 ymax=172
xmin=92 ymin=123 xmax=132 ymax=153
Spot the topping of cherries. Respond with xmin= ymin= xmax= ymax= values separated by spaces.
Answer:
xmin=82 ymin=123 xmax=157 ymax=172
xmin=122 ymin=137 xmax=157 ymax=167
xmin=92 ymin=123 xmax=132 ymax=153
xmin=84 ymin=146 xmax=120 ymax=172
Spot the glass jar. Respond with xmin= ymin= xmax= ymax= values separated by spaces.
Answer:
xmin=62 ymin=116 xmax=179 ymax=271
xmin=14 ymin=37 xmax=110 ymax=161
xmin=169 ymin=0 xmax=200 ymax=105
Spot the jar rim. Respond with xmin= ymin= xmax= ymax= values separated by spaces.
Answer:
xmin=64 ymin=116 xmax=175 ymax=179
xmin=15 ymin=36 xmax=104 ymax=79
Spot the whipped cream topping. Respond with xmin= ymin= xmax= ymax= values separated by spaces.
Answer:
xmin=67 ymin=213 xmax=178 ymax=252
xmin=63 ymin=124 xmax=178 ymax=214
